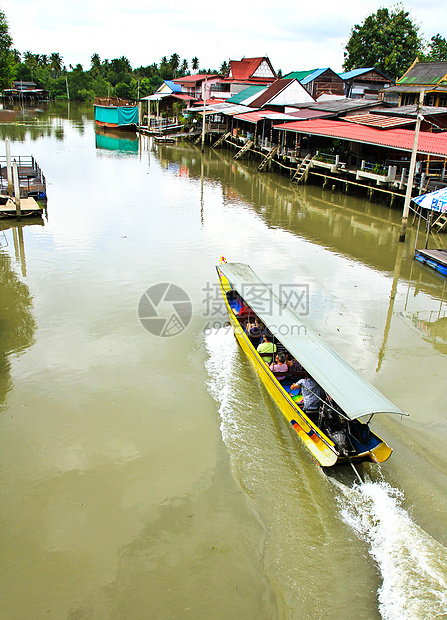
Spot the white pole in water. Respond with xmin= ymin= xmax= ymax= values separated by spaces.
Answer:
xmin=5 ymin=138 xmax=13 ymax=197
xmin=12 ymin=160 xmax=21 ymax=218
xmin=201 ymin=75 xmax=207 ymax=153
xmin=399 ymin=90 xmax=424 ymax=242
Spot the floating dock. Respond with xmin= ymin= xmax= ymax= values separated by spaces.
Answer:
xmin=414 ymin=248 xmax=447 ymax=276
xmin=0 ymin=195 xmax=44 ymax=218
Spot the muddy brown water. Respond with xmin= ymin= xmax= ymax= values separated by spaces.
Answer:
xmin=0 ymin=103 xmax=446 ymax=619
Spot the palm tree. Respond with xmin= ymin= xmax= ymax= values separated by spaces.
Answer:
xmin=170 ymin=53 xmax=180 ymax=76
xmin=219 ymin=60 xmax=228 ymax=75
xmin=191 ymin=56 xmax=199 ymax=71
xmin=50 ymin=52 xmax=62 ymax=77
xmin=179 ymin=58 xmax=188 ymax=76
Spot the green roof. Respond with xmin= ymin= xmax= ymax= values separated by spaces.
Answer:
xmin=227 ymin=85 xmax=266 ymax=104
xmin=284 ymin=70 xmax=316 ymax=82
xmin=397 ymin=61 xmax=447 ymax=85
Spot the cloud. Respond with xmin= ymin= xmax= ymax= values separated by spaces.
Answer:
xmin=4 ymin=0 xmax=447 ymax=72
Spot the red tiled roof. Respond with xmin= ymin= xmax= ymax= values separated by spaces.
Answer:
xmin=173 ymin=74 xmax=216 ymax=84
xmin=273 ymin=119 xmax=447 ymax=157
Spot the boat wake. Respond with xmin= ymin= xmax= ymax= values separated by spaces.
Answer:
xmin=204 ymin=327 xmax=447 ymax=619
xmin=333 ymin=477 xmax=447 ymax=620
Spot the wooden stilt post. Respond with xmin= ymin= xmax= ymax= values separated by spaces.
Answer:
xmin=12 ymin=160 xmax=21 ymax=219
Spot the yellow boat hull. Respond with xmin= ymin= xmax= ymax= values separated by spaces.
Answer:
xmin=218 ymin=270 xmax=392 ymax=468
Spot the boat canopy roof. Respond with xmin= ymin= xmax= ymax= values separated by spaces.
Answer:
xmin=218 ymin=262 xmax=407 ymax=421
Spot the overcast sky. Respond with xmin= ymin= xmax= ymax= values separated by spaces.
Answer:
xmin=4 ymin=0 xmax=445 ymax=74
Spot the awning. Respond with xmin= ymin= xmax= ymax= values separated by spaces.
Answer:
xmin=218 ymin=262 xmax=407 ymax=420
xmin=412 ymin=187 xmax=447 ymax=212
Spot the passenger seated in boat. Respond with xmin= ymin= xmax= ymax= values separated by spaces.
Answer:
xmin=285 ymin=355 xmax=303 ymax=374
xmin=290 ymin=373 xmax=325 ymax=417
xmin=257 ymin=334 xmax=277 ymax=362
xmin=236 ymin=302 xmax=252 ymax=319
xmin=246 ymin=317 xmax=264 ymax=343
xmin=269 ymin=353 xmax=288 ymax=381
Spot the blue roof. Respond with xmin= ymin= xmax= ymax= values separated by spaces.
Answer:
xmin=164 ymin=80 xmax=181 ymax=92
xmin=338 ymin=68 xmax=375 ymax=80
xmin=300 ymin=68 xmax=330 ymax=84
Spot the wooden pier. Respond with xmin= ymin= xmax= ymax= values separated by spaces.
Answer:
xmin=0 ymin=155 xmax=47 ymax=199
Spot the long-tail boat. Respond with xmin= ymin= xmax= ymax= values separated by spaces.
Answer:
xmin=217 ymin=261 xmax=407 ymax=468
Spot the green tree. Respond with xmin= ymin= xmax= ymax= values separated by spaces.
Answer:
xmin=90 ymin=53 xmax=101 ymax=76
xmin=343 ymin=5 xmax=422 ymax=79
xmin=169 ymin=52 xmax=180 ymax=76
xmin=179 ymin=58 xmax=188 ymax=76
xmin=425 ymin=34 xmax=447 ymax=61
xmin=0 ymin=10 xmax=14 ymax=88
xmin=191 ymin=56 xmax=199 ymax=71
xmin=50 ymin=52 xmax=62 ymax=77
xmin=219 ymin=60 xmax=228 ymax=75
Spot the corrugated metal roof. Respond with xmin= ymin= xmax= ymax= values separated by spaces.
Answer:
xmin=272 ymin=118 xmax=447 ymax=157
xmin=249 ymin=79 xmax=298 ymax=107
xmin=397 ymin=61 xmax=447 ymax=85
xmin=227 ymin=85 xmax=266 ymax=104
xmin=374 ymin=105 xmax=447 ymax=118
xmin=342 ymin=113 xmax=414 ymax=129
xmin=338 ymin=68 xmax=375 ymax=80
xmin=164 ymin=80 xmax=181 ymax=92
xmin=287 ymin=109 xmax=335 ymax=120
xmin=294 ymin=99 xmax=386 ymax=114
xmin=233 ymin=110 xmax=296 ymax=123
xmin=284 ymin=70 xmax=316 ymax=81
xmin=300 ymin=68 xmax=330 ymax=84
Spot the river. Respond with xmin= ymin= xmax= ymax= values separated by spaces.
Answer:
xmin=0 ymin=102 xmax=446 ymax=619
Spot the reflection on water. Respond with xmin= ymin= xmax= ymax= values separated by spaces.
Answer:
xmin=95 ymin=129 xmax=138 ymax=154
xmin=0 ymin=234 xmax=36 ymax=408
xmin=0 ymin=101 xmax=93 ymax=142
xmin=1 ymin=111 xmax=447 ymax=619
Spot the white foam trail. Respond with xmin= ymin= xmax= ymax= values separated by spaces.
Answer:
xmin=204 ymin=326 xmax=241 ymax=444
xmin=334 ymin=478 xmax=447 ymax=620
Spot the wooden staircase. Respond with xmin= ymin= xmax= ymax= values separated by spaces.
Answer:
xmin=257 ymin=146 xmax=278 ymax=171
xmin=233 ymin=139 xmax=253 ymax=160
xmin=431 ymin=212 xmax=447 ymax=233
xmin=213 ymin=132 xmax=231 ymax=148
xmin=291 ymin=154 xmax=313 ymax=184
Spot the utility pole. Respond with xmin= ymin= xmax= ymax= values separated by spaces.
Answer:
xmin=399 ymin=90 xmax=424 ymax=242
xmin=201 ymin=75 xmax=207 ymax=153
